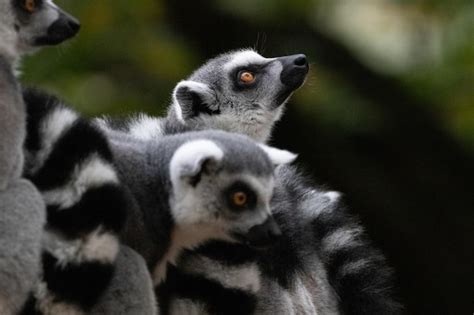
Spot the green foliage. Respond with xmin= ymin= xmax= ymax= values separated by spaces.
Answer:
xmin=22 ymin=0 xmax=197 ymax=116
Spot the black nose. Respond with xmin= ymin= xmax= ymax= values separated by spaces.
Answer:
xmin=65 ymin=16 xmax=81 ymax=35
xmin=245 ymin=216 xmax=282 ymax=249
xmin=279 ymin=54 xmax=309 ymax=90
xmin=293 ymin=54 xmax=308 ymax=67
xmin=35 ymin=12 xmax=80 ymax=46
xmin=49 ymin=13 xmax=81 ymax=40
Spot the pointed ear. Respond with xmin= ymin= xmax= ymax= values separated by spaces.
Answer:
xmin=170 ymin=140 xmax=224 ymax=187
xmin=259 ymin=144 xmax=297 ymax=166
xmin=172 ymin=80 xmax=219 ymax=121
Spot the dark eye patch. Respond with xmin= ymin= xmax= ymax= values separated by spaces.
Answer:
xmin=12 ymin=0 xmax=44 ymax=17
xmin=223 ymin=181 xmax=257 ymax=212
xmin=230 ymin=63 xmax=270 ymax=91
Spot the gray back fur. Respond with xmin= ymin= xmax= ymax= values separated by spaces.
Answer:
xmin=0 ymin=0 xmax=19 ymax=64
xmin=91 ymin=245 xmax=157 ymax=315
xmin=0 ymin=57 xmax=25 ymax=188
xmin=0 ymin=30 xmax=45 ymax=314
xmin=0 ymin=179 xmax=45 ymax=315
xmin=0 ymin=1 xmax=80 ymax=313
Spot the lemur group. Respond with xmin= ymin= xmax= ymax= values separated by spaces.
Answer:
xmin=0 ymin=1 xmax=402 ymax=314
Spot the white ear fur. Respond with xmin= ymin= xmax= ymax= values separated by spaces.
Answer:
xmin=259 ymin=144 xmax=297 ymax=166
xmin=172 ymin=80 xmax=215 ymax=121
xmin=170 ymin=140 xmax=224 ymax=186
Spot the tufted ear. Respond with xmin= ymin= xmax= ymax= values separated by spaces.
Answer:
xmin=259 ymin=144 xmax=297 ymax=166
xmin=170 ymin=140 xmax=224 ymax=187
xmin=172 ymin=80 xmax=219 ymax=121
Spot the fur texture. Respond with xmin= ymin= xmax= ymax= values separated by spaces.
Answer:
xmin=0 ymin=8 xmax=45 ymax=312
xmin=0 ymin=179 xmax=45 ymax=315
xmin=0 ymin=57 xmax=25 ymax=187
xmin=90 ymin=246 xmax=157 ymax=315
xmin=0 ymin=1 xmax=18 ymax=64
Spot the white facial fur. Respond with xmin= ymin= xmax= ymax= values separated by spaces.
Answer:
xmin=169 ymin=139 xmax=224 ymax=209
xmin=223 ymin=50 xmax=275 ymax=71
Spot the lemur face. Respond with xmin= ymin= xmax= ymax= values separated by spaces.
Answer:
xmin=8 ymin=0 xmax=80 ymax=53
xmin=169 ymin=50 xmax=309 ymax=142
xmin=169 ymin=136 xmax=297 ymax=249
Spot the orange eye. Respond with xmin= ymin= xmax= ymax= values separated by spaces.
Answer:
xmin=24 ymin=0 xmax=36 ymax=12
xmin=232 ymin=192 xmax=247 ymax=207
xmin=239 ymin=71 xmax=255 ymax=84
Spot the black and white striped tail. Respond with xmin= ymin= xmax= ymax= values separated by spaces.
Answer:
xmin=311 ymin=192 xmax=402 ymax=314
xmin=21 ymin=88 xmax=128 ymax=314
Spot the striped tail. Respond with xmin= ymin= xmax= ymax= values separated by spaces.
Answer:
xmin=22 ymin=88 xmax=128 ymax=314
xmin=274 ymin=165 xmax=402 ymax=314
xmin=310 ymin=191 xmax=402 ymax=314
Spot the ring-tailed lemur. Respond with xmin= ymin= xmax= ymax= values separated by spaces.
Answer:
xmin=106 ymin=129 xmax=297 ymax=313
xmin=1 ymin=1 xmax=80 ymax=313
xmin=98 ymin=49 xmax=401 ymax=314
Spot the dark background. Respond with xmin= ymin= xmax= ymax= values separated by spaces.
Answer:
xmin=23 ymin=0 xmax=474 ymax=313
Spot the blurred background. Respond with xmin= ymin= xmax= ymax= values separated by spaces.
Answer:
xmin=22 ymin=0 xmax=473 ymax=313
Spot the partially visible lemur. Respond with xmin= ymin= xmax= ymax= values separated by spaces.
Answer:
xmin=0 ymin=3 xmax=45 ymax=313
xmin=0 ymin=1 xmax=155 ymax=314
xmin=98 ymin=49 xmax=402 ymax=314
xmin=20 ymin=88 xmax=137 ymax=314
xmin=0 ymin=0 xmax=82 ymax=313
xmin=19 ymin=72 xmax=157 ymax=315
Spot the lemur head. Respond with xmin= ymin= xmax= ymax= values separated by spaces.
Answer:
xmin=168 ymin=131 xmax=297 ymax=250
xmin=168 ymin=49 xmax=309 ymax=142
xmin=0 ymin=0 xmax=79 ymax=62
